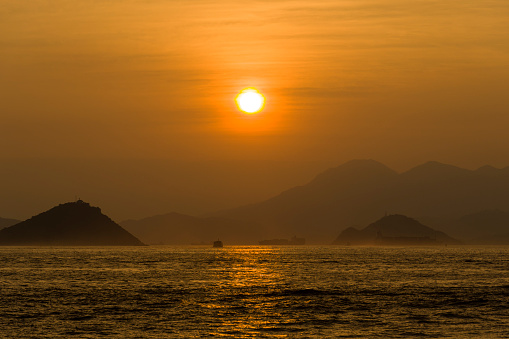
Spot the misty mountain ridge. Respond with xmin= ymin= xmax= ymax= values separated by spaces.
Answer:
xmin=211 ymin=159 xmax=509 ymax=243
xmin=4 ymin=159 xmax=509 ymax=246
xmin=0 ymin=200 xmax=144 ymax=246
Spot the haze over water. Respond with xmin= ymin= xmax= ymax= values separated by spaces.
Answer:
xmin=2 ymin=0 xmax=509 ymax=220
xmin=3 ymin=1 xmax=509 ymax=336
xmin=2 ymin=246 xmax=509 ymax=338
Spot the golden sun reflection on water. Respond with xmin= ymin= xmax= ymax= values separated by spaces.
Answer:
xmin=202 ymin=247 xmax=287 ymax=335
xmin=2 ymin=246 xmax=509 ymax=337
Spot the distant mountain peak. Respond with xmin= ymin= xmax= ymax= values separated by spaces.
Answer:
xmin=401 ymin=161 xmax=471 ymax=179
xmin=412 ymin=161 xmax=466 ymax=171
xmin=343 ymin=158 xmax=388 ymax=167
xmin=475 ymin=165 xmax=500 ymax=175
xmin=477 ymin=165 xmax=498 ymax=170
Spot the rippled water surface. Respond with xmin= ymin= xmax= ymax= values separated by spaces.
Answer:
xmin=1 ymin=246 xmax=509 ymax=338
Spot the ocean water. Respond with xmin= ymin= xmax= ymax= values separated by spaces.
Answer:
xmin=1 ymin=246 xmax=509 ymax=338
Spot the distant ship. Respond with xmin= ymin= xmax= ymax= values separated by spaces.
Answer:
xmin=213 ymin=240 xmax=223 ymax=248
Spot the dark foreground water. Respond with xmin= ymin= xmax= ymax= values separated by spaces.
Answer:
xmin=1 ymin=246 xmax=509 ymax=338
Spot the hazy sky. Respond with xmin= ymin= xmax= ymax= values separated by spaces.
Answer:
xmin=2 ymin=0 xmax=509 ymax=220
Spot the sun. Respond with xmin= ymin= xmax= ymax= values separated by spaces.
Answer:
xmin=235 ymin=88 xmax=265 ymax=114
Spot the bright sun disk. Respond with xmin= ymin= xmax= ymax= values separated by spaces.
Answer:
xmin=235 ymin=88 xmax=265 ymax=114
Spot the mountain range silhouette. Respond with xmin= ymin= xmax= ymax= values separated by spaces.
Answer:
xmin=2 ymin=160 xmax=509 ymax=245
xmin=115 ymin=160 xmax=509 ymax=245
xmin=213 ymin=159 xmax=509 ymax=243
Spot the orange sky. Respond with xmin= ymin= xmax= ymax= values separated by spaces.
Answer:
xmin=1 ymin=1 xmax=509 ymax=220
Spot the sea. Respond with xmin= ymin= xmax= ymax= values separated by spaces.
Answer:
xmin=1 ymin=246 xmax=509 ymax=338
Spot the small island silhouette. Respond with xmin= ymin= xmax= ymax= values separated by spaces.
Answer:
xmin=0 ymin=200 xmax=144 ymax=246
xmin=333 ymin=214 xmax=460 ymax=246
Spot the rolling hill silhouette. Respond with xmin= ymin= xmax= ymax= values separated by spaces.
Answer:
xmin=0 ymin=200 xmax=144 ymax=246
